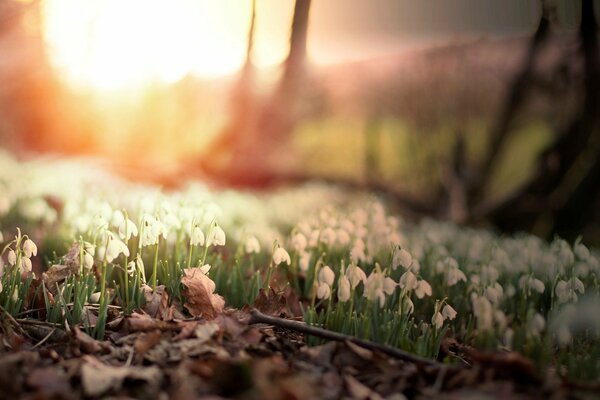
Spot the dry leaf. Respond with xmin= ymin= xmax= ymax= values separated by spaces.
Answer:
xmin=181 ymin=268 xmax=224 ymax=320
xmin=134 ymin=330 xmax=163 ymax=356
xmin=252 ymin=288 xmax=287 ymax=317
xmin=81 ymin=356 xmax=161 ymax=397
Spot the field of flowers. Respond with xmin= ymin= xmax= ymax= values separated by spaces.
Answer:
xmin=1 ymin=151 xmax=599 ymax=392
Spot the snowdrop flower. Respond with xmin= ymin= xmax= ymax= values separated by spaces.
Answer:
xmin=364 ymin=269 xmax=396 ymax=307
xmin=127 ymin=261 xmax=136 ymax=277
xmin=345 ymin=263 xmax=367 ymax=289
xmin=299 ymin=251 xmax=311 ymax=272
xmin=244 ymin=236 xmax=260 ymax=254
xmin=0 ymin=231 xmax=3 ymax=243
xmin=190 ymin=226 xmax=205 ymax=246
xmin=140 ymin=215 xmax=163 ymax=247
xmin=316 ymin=282 xmax=331 ymax=299
xmin=350 ymin=239 xmax=366 ymax=263
xmin=105 ymin=235 xmax=130 ymax=263
xmin=472 ymin=295 xmax=493 ymax=331
xmin=111 ymin=210 xmax=125 ymax=228
xmin=83 ymin=252 xmax=94 ymax=271
xmin=484 ymin=283 xmax=504 ymax=305
xmin=520 ymin=275 xmax=545 ymax=295
xmin=414 ymin=280 xmax=432 ymax=299
xmin=529 ymin=313 xmax=546 ymax=337
xmin=432 ymin=311 xmax=444 ymax=330
xmin=0 ymin=280 xmax=2 ymax=293
xmin=399 ymin=270 xmax=418 ymax=291
xmin=207 ymin=224 xmax=226 ymax=246
xmin=308 ymin=230 xmax=320 ymax=248
xmin=494 ymin=310 xmax=507 ymax=330
xmin=442 ymin=304 xmax=457 ymax=320
xmin=272 ymin=246 xmax=291 ymax=266
xmin=552 ymin=239 xmax=574 ymax=267
xmin=8 ymin=250 xmax=16 ymax=266
xmin=19 ymin=257 xmax=32 ymax=273
xmin=118 ymin=218 xmax=138 ymax=241
xmin=393 ymin=247 xmax=412 ymax=269
xmin=22 ymin=239 xmax=37 ymax=258
xmin=336 ymin=229 xmax=351 ymax=246
xmin=291 ymin=232 xmax=307 ymax=252
xmin=318 ymin=265 xmax=335 ymax=287
xmin=320 ymin=227 xmax=336 ymax=245
xmin=338 ymin=275 xmax=351 ymax=302
xmin=555 ymin=277 xmax=585 ymax=304
xmin=447 ymin=266 xmax=467 ymax=287
xmin=574 ymin=241 xmax=590 ymax=261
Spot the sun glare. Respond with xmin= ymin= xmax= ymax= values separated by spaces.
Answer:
xmin=42 ymin=0 xmax=290 ymax=90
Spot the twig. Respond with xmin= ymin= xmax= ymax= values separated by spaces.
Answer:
xmin=248 ymin=309 xmax=456 ymax=368
xmin=31 ymin=328 xmax=57 ymax=349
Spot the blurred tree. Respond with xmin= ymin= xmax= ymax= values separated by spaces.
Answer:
xmin=202 ymin=0 xmax=312 ymax=186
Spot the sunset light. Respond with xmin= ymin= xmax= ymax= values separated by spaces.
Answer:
xmin=42 ymin=0 xmax=292 ymax=90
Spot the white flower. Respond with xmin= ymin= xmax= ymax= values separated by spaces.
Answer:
xmin=350 ymin=239 xmax=366 ymax=263
xmin=338 ymin=275 xmax=351 ymax=302
xmin=291 ymin=232 xmax=307 ymax=252
xmin=399 ymin=270 xmax=418 ymax=291
xmin=140 ymin=215 xmax=163 ymax=247
xmin=472 ymin=295 xmax=493 ymax=331
xmin=346 ymin=264 xmax=367 ymax=289
xmin=244 ymin=236 xmax=260 ymax=254
xmin=272 ymin=247 xmax=291 ymax=266
xmin=0 ymin=280 xmax=2 ymax=293
xmin=316 ymin=282 xmax=331 ymax=299
xmin=494 ymin=310 xmax=507 ymax=330
xmin=401 ymin=296 xmax=414 ymax=315
xmin=320 ymin=227 xmax=336 ymax=245
xmin=23 ymin=239 xmax=37 ymax=258
xmin=111 ymin=210 xmax=125 ymax=228
xmin=393 ymin=248 xmax=412 ymax=269
xmin=83 ymin=252 xmax=94 ymax=270
xmin=414 ymin=280 xmax=432 ymax=299
xmin=19 ymin=257 xmax=32 ymax=273
xmin=442 ymin=304 xmax=457 ymax=320
xmin=318 ymin=265 xmax=335 ymax=286
xmin=8 ymin=250 xmax=16 ymax=266
xmin=299 ymin=251 xmax=311 ymax=272
xmin=336 ymin=229 xmax=351 ymax=246
xmin=190 ymin=226 xmax=205 ymax=246
xmin=529 ymin=313 xmax=546 ymax=336
xmin=519 ymin=276 xmax=545 ymax=295
xmin=364 ymin=269 xmax=396 ymax=307
xmin=118 ymin=218 xmax=139 ymax=241
xmin=484 ymin=283 xmax=504 ymax=305
xmin=447 ymin=267 xmax=467 ymax=286
xmin=127 ymin=261 xmax=136 ymax=277
xmin=432 ymin=311 xmax=444 ymax=330
xmin=0 ymin=231 xmax=3 ymax=243
xmin=208 ymin=225 xmax=226 ymax=246
xmin=105 ymin=235 xmax=130 ymax=263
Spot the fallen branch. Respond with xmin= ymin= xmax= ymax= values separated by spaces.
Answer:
xmin=248 ymin=308 xmax=457 ymax=369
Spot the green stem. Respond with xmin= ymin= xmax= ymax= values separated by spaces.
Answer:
xmin=152 ymin=239 xmax=160 ymax=290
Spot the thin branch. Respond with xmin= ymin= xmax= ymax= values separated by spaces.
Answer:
xmin=248 ymin=309 xmax=456 ymax=368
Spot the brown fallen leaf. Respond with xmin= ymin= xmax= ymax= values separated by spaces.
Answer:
xmin=181 ymin=268 xmax=225 ymax=320
xmin=251 ymin=288 xmax=287 ymax=317
xmin=80 ymin=356 xmax=162 ymax=397
xmin=134 ymin=330 xmax=163 ymax=356
xmin=74 ymin=327 xmax=111 ymax=354
xmin=26 ymin=366 xmax=73 ymax=399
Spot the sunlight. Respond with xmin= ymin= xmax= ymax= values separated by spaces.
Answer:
xmin=42 ymin=0 xmax=289 ymax=90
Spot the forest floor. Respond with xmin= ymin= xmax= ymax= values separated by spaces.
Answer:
xmin=1 ymin=290 xmax=597 ymax=400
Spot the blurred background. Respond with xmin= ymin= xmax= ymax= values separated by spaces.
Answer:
xmin=0 ymin=0 xmax=598 ymax=243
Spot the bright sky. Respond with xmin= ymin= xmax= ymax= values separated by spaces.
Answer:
xmin=42 ymin=0 xmax=542 ymax=91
